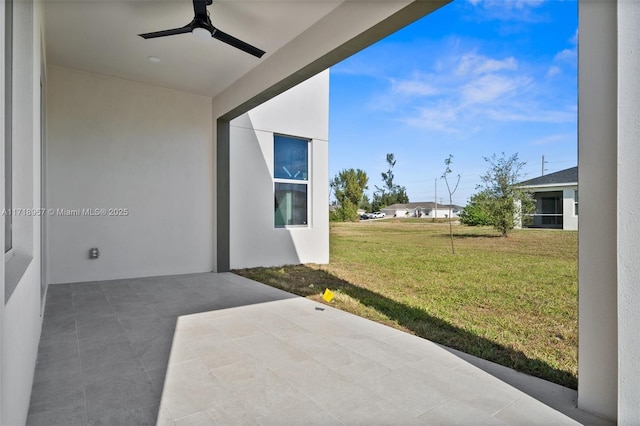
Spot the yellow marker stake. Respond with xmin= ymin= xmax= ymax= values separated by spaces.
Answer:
xmin=322 ymin=288 xmax=335 ymax=303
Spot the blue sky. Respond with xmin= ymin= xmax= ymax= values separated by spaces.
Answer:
xmin=329 ymin=0 xmax=578 ymax=206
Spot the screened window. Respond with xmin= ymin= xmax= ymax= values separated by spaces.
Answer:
xmin=274 ymin=135 xmax=309 ymax=227
xmin=574 ymin=190 xmax=579 ymax=216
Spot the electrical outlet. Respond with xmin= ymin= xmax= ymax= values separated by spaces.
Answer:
xmin=89 ymin=247 xmax=100 ymax=259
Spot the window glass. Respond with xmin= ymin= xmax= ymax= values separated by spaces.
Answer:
xmin=274 ymin=135 xmax=308 ymax=180
xmin=275 ymin=183 xmax=307 ymax=226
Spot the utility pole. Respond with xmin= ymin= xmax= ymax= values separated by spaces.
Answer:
xmin=541 ymin=155 xmax=548 ymax=176
xmin=434 ymin=178 xmax=438 ymax=220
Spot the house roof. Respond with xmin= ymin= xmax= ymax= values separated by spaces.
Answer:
xmin=382 ymin=202 xmax=463 ymax=210
xmin=518 ymin=166 xmax=578 ymax=187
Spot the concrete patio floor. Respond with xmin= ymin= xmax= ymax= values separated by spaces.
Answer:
xmin=27 ymin=272 xmax=611 ymax=425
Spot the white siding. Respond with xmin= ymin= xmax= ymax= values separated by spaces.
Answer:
xmin=229 ymin=71 xmax=329 ymax=269
xmin=46 ymin=67 xmax=214 ymax=284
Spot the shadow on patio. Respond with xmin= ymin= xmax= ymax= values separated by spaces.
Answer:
xmin=236 ymin=265 xmax=576 ymax=388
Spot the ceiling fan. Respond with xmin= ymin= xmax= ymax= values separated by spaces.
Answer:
xmin=138 ymin=0 xmax=266 ymax=58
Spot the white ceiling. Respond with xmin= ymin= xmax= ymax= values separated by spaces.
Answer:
xmin=44 ymin=0 xmax=344 ymax=97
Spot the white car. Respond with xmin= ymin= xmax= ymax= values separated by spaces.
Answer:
xmin=372 ymin=211 xmax=386 ymax=218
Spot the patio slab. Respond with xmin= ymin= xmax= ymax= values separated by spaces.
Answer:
xmin=27 ymin=272 xmax=611 ymax=425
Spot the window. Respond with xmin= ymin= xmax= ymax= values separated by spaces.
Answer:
xmin=274 ymin=135 xmax=309 ymax=227
xmin=574 ymin=190 xmax=578 ymax=216
xmin=5 ymin=0 xmax=13 ymax=253
xmin=541 ymin=196 xmax=563 ymax=226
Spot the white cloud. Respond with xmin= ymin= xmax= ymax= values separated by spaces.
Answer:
xmin=366 ymin=47 xmax=575 ymax=133
xmin=470 ymin=0 xmax=545 ymax=9
xmin=546 ymin=66 xmax=561 ymax=78
xmin=456 ymin=53 xmax=518 ymax=75
xmin=461 ymin=74 xmax=527 ymax=104
xmin=404 ymin=104 xmax=462 ymax=133
xmin=554 ymin=48 xmax=577 ymax=62
xmin=569 ymin=28 xmax=578 ymax=44
xmin=546 ymin=28 xmax=577 ymax=77
xmin=485 ymin=108 xmax=576 ymax=124
xmin=467 ymin=0 xmax=548 ymax=22
xmin=390 ymin=78 xmax=439 ymax=96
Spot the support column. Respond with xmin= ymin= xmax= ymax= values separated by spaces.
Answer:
xmin=216 ymin=119 xmax=230 ymax=272
xmin=577 ymin=0 xmax=617 ymax=420
xmin=616 ymin=0 xmax=640 ymax=421
xmin=579 ymin=0 xmax=640 ymax=420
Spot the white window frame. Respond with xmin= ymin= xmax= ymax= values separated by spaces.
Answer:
xmin=273 ymin=134 xmax=311 ymax=228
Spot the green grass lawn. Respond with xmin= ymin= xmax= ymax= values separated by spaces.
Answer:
xmin=234 ymin=219 xmax=578 ymax=389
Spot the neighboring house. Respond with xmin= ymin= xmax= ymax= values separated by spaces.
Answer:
xmin=517 ymin=167 xmax=578 ymax=231
xmin=381 ymin=202 xmax=462 ymax=219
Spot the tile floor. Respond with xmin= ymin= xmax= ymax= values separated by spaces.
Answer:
xmin=27 ymin=272 xmax=611 ymax=425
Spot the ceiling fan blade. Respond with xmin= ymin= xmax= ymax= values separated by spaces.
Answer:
xmin=139 ymin=25 xmax=192 ymax=39
xmin=212 ymin=28 xmax=265 ymax=58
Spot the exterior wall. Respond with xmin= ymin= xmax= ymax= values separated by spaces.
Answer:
xmin=381 ymin=207 xmax=458 ymax=218
xmin=46 ymin=66 xmax=214 ymax=284
xmin=616 ymin=0 xmax=640 ymax=421
xmin=578 ymin=0 xmax=617 ymax=418
xmin=429 ymin=208 xmax=459 ymax=219
xmin=578 ymin=0 xmax=631 ymax=420
xmin=229 ymin=71 xmax=329 ymax=269
xmin=1 ymin=0 xmax=45 ymax=424
xmin=561 ymin=187 xmax=578 ymax=231
xmin=381 ymin=208 xmax=408 ymax=218
xmin=211 ymin=1 xmax=450 ymax=272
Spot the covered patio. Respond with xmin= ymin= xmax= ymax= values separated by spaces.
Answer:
xmin=27 ymin=273 xmax=609 ymax=425
xmin=2 ymin=0 xmax=639 ymax=423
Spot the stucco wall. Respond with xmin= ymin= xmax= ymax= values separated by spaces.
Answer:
xmin=561 ymin=187 xmax=578 ymax=231
xmin=579 ymin=1 xmax=640 ymax=419
xmin=46 ymin=66 xmax=214 ymax=284
xmin=578 ymin=0 xmax=619 ymax=419
xmin=229 ymin=71 xmax=329 ymax=269
xmin=616 ymin=0 xmax=640 ymax=421
xmin=1 ymin=0 xmax=45 ymax=424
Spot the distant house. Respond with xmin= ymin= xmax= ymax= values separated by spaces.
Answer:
xmin=381 ymin=202 xmax=463 ymax=219
xmin=517 ymin=167 xmax=578 ymax=230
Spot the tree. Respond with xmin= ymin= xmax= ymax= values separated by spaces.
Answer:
xmin=477 ymin=152 xmax=534 ymax=236
xmin=359 ymin=193 xmax=372 ymax=213
xmin=442 ymin=155 xmax=461 ymax=254
xmin=459 ymin=191 xmax=493 ymax=226
xmin=330 ymin=168 xmax=369 ymax=221
xmin=372 ymin=153 xmax=409 ymax=211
